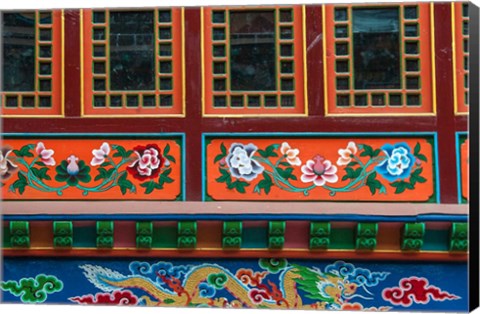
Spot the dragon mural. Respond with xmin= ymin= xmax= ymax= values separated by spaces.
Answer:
xmin=71 ymin=259 xmax=391 ymax=310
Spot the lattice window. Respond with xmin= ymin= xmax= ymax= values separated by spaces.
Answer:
xmin=202 ymin=6 xmax=307 ymax=117
xmin=324 ymin=4 xmax=434 ymax=116
xmin=453 ymin=2 xmax=469 ymax=115
xmin=82 ymin=8 xmax=184 ymax=117
xmin=1 ymin=11 xmax=63 ymax=117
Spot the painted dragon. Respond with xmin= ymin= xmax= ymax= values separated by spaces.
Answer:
xmin=73 ymin=259 xmax=390 ymax=310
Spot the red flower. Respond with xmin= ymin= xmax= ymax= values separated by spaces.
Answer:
xmin=127 ymin=144 xmax=165 ymax=181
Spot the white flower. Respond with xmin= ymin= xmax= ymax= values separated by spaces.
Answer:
xmin=0 ymin=148 xmax=17 ymax=179
xmin=35 ymin=142 xmax=56 ymax=166
xmin=337 ymin=141 xmax=358 ymax=166
xmin=226 ymin=143 xmax=264 ymax=181
xmin=280 ymin=142 xmax=301 ymax=166
xmin=91 ymin=142 xmax=111 ymax=166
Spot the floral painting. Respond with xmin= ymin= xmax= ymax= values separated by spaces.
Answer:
xmin=205 ymin=136 xmax=436 ymax=202
xmin=0 ymin=136 xmax=184 ymax=200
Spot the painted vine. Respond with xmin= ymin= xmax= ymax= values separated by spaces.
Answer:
xmin=0 ymin=142 xmax=176 ymax=196
xmin=213 ymin=141 xmax=428 ymax=197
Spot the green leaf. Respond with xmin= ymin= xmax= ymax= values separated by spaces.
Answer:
xmin=32 ymin=167 xmax=51 ymax=181
xmin=35 ymin=161 xmax=46 ymax=167
xmin=164 ymin=144 xmax=171 ymax=156
xmin=254 ymin=173 xmax=273 ymax=195
xmin=140 ymin=181 xmax=155 ymax=194
xmin=17 ymin=172 xmax=27 ymax=183
xmin=112 ymin=145 xmax=127 ymax=158
xmin=414 ymin=142 xmax=421 ymax=155
xmin=276 ymin=167 xmax=295 ymax=180
xmin=216 ymin=168 xmax=231 ymax=184
xmin=164 ymin=299 xmax=175 ymax=304
xmin=14 ymin=145 xmax=34 ymax=157
xmin=233 ymin=180 xmax=250 ymax=193
xmin=94 ymin=168 xmax=109 ymax=181
xmin=416 ymin=154 xmax=427 ymax=162
xmin=390 ymin=180 xmax=407 ymax=194
xmin=166 ymin=155 xmax=176 ymax=163
xmin=347 ymin=161 xmax=358 ymax=167
xmin=360 ymin=144 xmax=373 ymax=157
xmin=372 ymin=149 xmax=381 ymax=157
xmin=100 ymin=161 xmax=112 ymax=167
xmin=214 ymin=154 xmax=225 ymax=164
xmin=220 ymin=143 xmax=227 ymax=156
xmin=258 ymin=144 xmax=279 ymax=158
xmin=416 ymin=175 xmax=427 ymax=183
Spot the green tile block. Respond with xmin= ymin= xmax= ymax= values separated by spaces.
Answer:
xmin=136 ymin=222 xmax=153 ymax=236
xmin=53 ymin=236 xmax=73 ymax=248
xmin=269 ymin=221 xmax=285 ymax=236
xmin=53 ymin=221 xmax=73 ymax=237
xmin=11 ymin=236 xmax=30 ymax=248
xmin=137 ymin=235 xmax=152 ymax=249
xmin=223 ymin=221 xmax=242 ymax=236
xmin=403 ymin=223 xmax=425 ymax=239
xmin=223 ymin=236 xmax=241 ymax=249
xmin=178 ymin=221 xmax=197 ymax=236
xmin=451 ymin=223 xmax=468 ymax=240
xmin=450 ymin=239 xmax=468 ymax=252
xmin=178 ymin=236 xmax=196 ymax=249
xmin=402 ymin=238 xmax=424 ymax=251
xmin=310 ymin=237 xmax=329 ymax=250
xmin=97 ymin=221 xmax=114 ymax=236
xmin=356 ymin=237 xmax=377 ymax=250
xmin=357 ymin=223 xmax=378 ymax=237
xmin=310 ymin=222 xmax=330 ymax=237
xmin=268 ymin=236 xmax=284 ymax=249
xmin=97 ymin=236 xmax=114 ymax=249
xmin=10 ymin=221 xmax=29 ymax=237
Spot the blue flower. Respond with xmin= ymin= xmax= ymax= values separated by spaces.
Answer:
xmin=375 ymin=143 xmax=415 ymax=182
xmin=226 ymin=143 xmax=264 ymax=181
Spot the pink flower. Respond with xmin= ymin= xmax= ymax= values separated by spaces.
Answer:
xmin=301 ymin=155 xmax=338 ymax=186
xmin=337 ymin=141 xmax=358 ymax=166
xmin=35 ymin=142 xmax=56 ymax=166
xmin=91 ymin=142 xmax=111 ymax=166
xmin=280 ymin=142 xmax=301 ymax=166
xmin=127 ymin=144 xmax=165 ymax=181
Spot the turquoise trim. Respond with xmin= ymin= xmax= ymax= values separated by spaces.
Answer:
xmin=423 ymin=229 xmax=450 ymax=251
xmin=242 ymin=227 xmax=268 ymax=248
xmin=73 ymin=226 xmax=97 ymax=248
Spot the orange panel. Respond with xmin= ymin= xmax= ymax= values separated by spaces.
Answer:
xmin=205 ymin=136 xmax=436 ymax=202
xmin=1 ymin=137 xmax=183 ymax=200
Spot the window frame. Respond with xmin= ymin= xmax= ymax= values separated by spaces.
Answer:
xmin=452 ymin=2 xmax=469 ymax=115
xmin=201 ymin=5 xmax=308 ymax=117
xmin=81 ymin=8 xmax=185 ymax=117
xmin=323 ymin=3 xmax=436 ymax=116
xmin=1 ymin=10 xmax=64 ymax=117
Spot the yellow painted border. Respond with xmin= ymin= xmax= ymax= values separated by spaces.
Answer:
xmin=452 ymin=2 xmax=468 ymax=116
xmin=201 ymin=5 xmax=309 ymax=118
xmin=323 ymin=3 xmax=438 ymax=117
xmin=80 ymin=8 xmax=186 ymax=118
xmin=1 ymin=10 xmax=66 ymax=118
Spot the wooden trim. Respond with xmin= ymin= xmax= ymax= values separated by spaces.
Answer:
xmin=1 ymin=201 xmax=468 ymax=216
